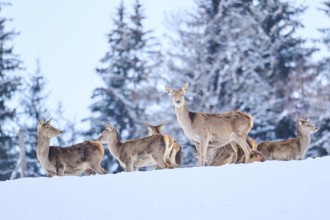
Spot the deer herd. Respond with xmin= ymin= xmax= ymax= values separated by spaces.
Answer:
xmin=37 ymin=83 xmax=318 ymax=177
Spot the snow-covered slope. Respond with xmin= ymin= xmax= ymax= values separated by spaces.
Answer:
xmin=1 ymin=157 xmax=330 ymax=220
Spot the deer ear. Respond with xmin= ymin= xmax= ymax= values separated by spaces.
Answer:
xmin=181 ymin=82 xmax=189 ymax=94
xmin=165 ymin=86 xmax=173 ymax=94
xmin=144 ymin=121 xmax=151 ymax=127
xmin=160 ymin=121 xmax=164 ymax=127
xmin=38 ymin=120 xmax=44 ymax=130
xmin=45 ymin=118 xmax=52 ymax=124
xmin=103 ymin=122 xmax=112 ymax=130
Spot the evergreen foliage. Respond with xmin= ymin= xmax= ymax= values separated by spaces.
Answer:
xmin=165 ymin=0 xmax=318 ymax=166
xmin=17 ymin=60 xmax=49 ymax=178
xmin=85 ymin=0 xmax=161 ymax=173
xmin=0 ymin=4 xmax=22 ymax=181
xmin=308 ymin=1 xmax=330 ymax=157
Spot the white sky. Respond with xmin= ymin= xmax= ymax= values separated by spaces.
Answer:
xmin=3 ymin=0 xmax=329 ymax=129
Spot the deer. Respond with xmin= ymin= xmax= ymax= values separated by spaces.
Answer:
xmin=207 ymin=136 xmax=265 ymax=166
xmin=144 ymin=122 xmax=182 ymax=168
xmin=37 ymin=118 xmax=106 ymax=177
xmin=257 ymin=119 xmax=318 ymax=161
xmin=97 ymin=122 xmax=175 ymax=172
xmin=165 ymin=82 xmax=254 ymax=165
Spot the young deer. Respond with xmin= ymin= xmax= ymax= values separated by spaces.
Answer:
xmin=165 ymin=82 xmax=254 ymax=165
xmin=37 ymin=118 xmax=106 ymax=176
xmin=207 ymin=136 xmax=265 ymax=166
xmin=144 ymin=122 xmax=182 ymax=168
xmin=97 ymin=123 xmax=174 ymax=172
xmin=257 ymin=119 xmax=318 ymax=160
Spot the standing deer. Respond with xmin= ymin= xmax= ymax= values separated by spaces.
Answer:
xmin=144 ymin=122 xmax=182 ymax=168
xmin=37 ymin=118 xmax=106 ymax=176
xmin=97 ymin=123 xmax=174 ymax=172
xmin=165 ymin=82 xmax=254 ymax=165
xmin=257 ymin=119 xmax=318 ymax=160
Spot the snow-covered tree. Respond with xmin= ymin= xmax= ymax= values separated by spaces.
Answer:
xmin=17 ymin=60 xmax=50 ymax=178
xmin=165 ymin=0 xmax=276 ymax=166
xmin=85 ymin=0 xmax=161 ymax=172
xmin=0 ymin=4 xmax=22 ymax=181
xmin=307 ymin=1 xmax=330 ymax=157
xmin=164 ymin=0 xmax=319 ymax=166
xmin=53 ymin=102 xmax=78 ymax=147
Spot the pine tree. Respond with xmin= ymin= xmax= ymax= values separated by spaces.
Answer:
xmin=0 ymin=4 xmax=22 ymax=181
xmin=54 ymin=102 xmax=78 ymax=147
xmin=17 ymin=60 xmax=49 ymax=177
xmin=165 ymin=0 xmax=275 ymax=166
xmin=85 ymin=0 xmax=161 ymax=173
xmin=252 ymin=0 xmax=318 ymax=140
xmin=308 ymin=1 xmax=330 ymax=157
xmin=165 ymin=0 xmax=320 ymax=165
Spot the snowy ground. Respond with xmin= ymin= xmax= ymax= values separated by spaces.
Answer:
xmin=1 ymin=157 xmax=330 ymax=220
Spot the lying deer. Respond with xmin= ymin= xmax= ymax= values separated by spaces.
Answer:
xmin=37 ymin=118 xmax=106 ymax=176
xmin=257 ymin=119 xmax=318 ymax=160
xmin=207 ymin=136 xmax=265 ymax=166
xmin=97 ymin=123 xmax=175 ymax=172
xmin=144 ymin=122 xmax=182 ymax=168
xmin=165 ymin=82 xmax=254 ymax=165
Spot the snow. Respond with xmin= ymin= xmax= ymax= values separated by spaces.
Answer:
xmin=1 ymin=157 xmax=330 ymax=220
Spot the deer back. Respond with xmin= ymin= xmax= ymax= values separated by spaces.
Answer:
xmin=47 ymin=141 xmax=104 ymax=175
xmin=257 ymin=138 xmax=300 ymax=160
xmin=119 ymin=134 xmax=166 ymax=166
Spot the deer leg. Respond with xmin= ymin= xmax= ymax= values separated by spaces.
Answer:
xmin=56 ymin=165 xmax=65 ymax=176
xmin=85 ymin=169 xmax=94 ymax=176
xmin=157 ymin=160 xmax=167 ymax=169
xmin=47 ymin=172 xmax=55 ymax=177
xmin=194 ymin=143 xmax=203 ymax=166
xmin=91 ymin=164 xmax=107 ymax=175
xmin=230 ymin=143 xmax=238 ymax=163
xmin=168 ymin=147 xmax=179 ymax=168
xmin=125 ymin=160 xmax=134 ymax=172
xmin=235 ymin=136 xmax=252 ymax=163
xmin=200 ymin=137 xmax=209 ymax=166
xmin=151 ymin=153 xmax=168 ymax=169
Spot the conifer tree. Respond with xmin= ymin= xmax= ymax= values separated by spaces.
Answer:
xmin=0 ymin=4 xmax=22 ymax=181
xmin=249 ymin=0 xmax=318 ymax=140
xmin=54 ymin=102 xmax=78 ymax=147
xmin=86 ymin=0 xmax=160 ymax=172
xmin=165 ymin=0 xmax=319 ymax=165
xmin=308 ymin=1 xmax=330 ymax=157
xmin=165 ymin=0 xmax=274 ymax=165
xmin=17 ymin=60 xmax=49 ymax=177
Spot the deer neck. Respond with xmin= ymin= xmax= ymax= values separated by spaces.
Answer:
xmin=106 ymin=132 xmax=122 ymax=160
xmin=37 ymin=135 xmax=50 ymax=158
xmin=174 ymin=102 xmax=193 ymax=130
xmin=297 ymin=127 xmax=311 ymax=157
xmin=37 ymin=134 xmax=51 ymax=167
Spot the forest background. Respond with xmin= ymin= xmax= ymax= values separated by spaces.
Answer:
xmin=0 ymin=0 xmax=329 ymax=180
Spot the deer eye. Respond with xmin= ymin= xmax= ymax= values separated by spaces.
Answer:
xmin=45 ymin=125 xmax=50 ymax=129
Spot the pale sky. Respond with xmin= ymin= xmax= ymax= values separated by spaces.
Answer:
xmin=3 ymin=0 xmax=329 ymax=129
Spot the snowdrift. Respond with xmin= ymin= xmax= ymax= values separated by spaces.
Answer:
xmin=1 ymin=157 xmax=330 ymax=220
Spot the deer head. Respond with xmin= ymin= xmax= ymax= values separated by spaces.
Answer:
xmin=37 ymin=118 xmax=62 ymax=138
xmin=97 ymin=122 xmax=117 ymax=143
xmin=297 ymin=119 xmax=318 ymax=134
xmin=144 ymin=122 xmax=164 ymax=135
xmin=165 ymin=82 xmax=189 ymax=108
